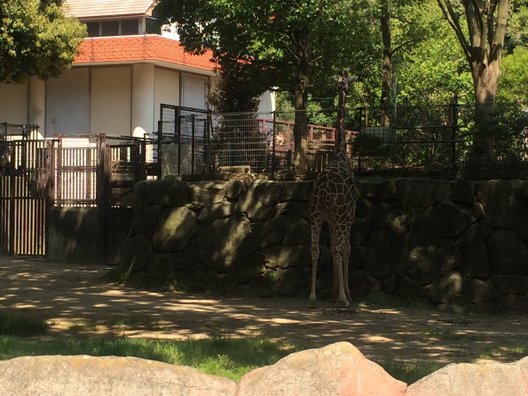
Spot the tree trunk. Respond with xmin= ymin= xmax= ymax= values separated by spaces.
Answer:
xmin=436 ymin=0 xmax=510 ymax=164
xmin=380 ymin=0 xmax=392 ymax=127
xmin=292 ymin=29 xmax=310 ymax=173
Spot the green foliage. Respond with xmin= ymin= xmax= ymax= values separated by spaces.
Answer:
xmin=208 ymin=57 xmax=262 ymax=113
xmin=155 ymin=0 xmax=377 ymax=106
xmin=467 ymin=104 xmax=528 ymax=167
xmin=498 ymin=47 xmax=528 ymax=107
xmin=0 ymin=313 xmax=48 ymax=336
xmin=0 ymin=0 xmax=86 ymax=82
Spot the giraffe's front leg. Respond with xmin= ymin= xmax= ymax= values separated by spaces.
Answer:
xmin=332 ymin=245 xmax=349 ymax=307
xmin=309 ymin=231 xmax=320 ymax=305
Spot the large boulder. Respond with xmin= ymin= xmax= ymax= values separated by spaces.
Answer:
xmin=405 ymin=357 xmax=528 ymax=396
xmin=237 ymin=342 xmax=407 ymax=396
xmin=0 ymin=355 xmax=236 ymax=396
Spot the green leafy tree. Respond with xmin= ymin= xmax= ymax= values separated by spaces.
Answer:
xmin=436 ymin=0 xmax=510 ymax=121
xmin=0 ymin=0 xmax=86 ymax=83
xmin=155 ymin=0 xmax=374 ymax=169
xmin=395 ymin=0 xmax=473 ymax=106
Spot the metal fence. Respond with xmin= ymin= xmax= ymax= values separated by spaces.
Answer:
xmin=158 ymin=104 xmax=346 ymax=179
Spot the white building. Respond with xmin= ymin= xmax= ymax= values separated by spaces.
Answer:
xmin=0 ymin=0 xmax=219 ymax=138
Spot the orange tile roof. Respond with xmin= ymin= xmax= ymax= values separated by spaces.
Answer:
xmin=74 ymin=35 xmax=217 ymax=72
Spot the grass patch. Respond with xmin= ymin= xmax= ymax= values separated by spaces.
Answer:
xmin=0 ymin=313 xmax=48 ymax=337
xmin=382 ymin=359 xmax=441 ymax=384
xmin=0 ymin=335 xmax=297 ymax=382
xmin=357 ymin=291 xmax=433 ymax=311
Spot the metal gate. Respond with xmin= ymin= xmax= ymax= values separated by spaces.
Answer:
xmin=0 ymin=139 xmax=54 ymax=256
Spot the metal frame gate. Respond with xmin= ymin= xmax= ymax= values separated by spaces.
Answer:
xmin=1 ymin=133 xmax=154 ymax=260
xmin=0 ymin=139 xmax=54 ymax=256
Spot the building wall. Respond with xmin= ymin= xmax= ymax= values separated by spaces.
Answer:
xmin=1 ymin=64 xmax=212 ymax=137
xmin=91 ymin=66 xmax=132 ymax=135
xmin=46 ymin=68 xmax=90 ymax=135
xmin=131 ymin=63 xmax=155 ymax=137
xmin=0 ymin=82 xmax=28 ymax=125
xmin=154 ymin=66 xmax=180 ymax=130
xmin=181 ymin=74 xmax=208 ymax=109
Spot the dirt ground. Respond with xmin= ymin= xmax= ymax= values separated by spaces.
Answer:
xmin=1 ymin=256 xmax=528 ymax=366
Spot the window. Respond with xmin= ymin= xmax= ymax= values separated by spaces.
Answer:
xmin=121 ymin=19 xmax=139 ymax=35
xmin=86 ymin=22 xmax=99 ymax=37
xmin=101 ymin=21 xmax=119 ymax=36
xmin=146 ymin=17 xmax=162 ymax=34
xmin=84 ymin=19 xmax=141 ymax=37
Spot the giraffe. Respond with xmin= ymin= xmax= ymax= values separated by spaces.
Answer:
xmin=309 ymin=73 xmax=359 ymax=307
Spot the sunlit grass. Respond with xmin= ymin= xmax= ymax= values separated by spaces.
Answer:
xmin=0 ymin=335 xmax=297 ymax=381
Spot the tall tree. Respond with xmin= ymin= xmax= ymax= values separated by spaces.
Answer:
xmin=0 ymin=0 xmax=86 ymax=83
xmin=155 ymin=0 xmax=373 ymax=170
xmin=436 ymin=0 xmax=510 ymax=124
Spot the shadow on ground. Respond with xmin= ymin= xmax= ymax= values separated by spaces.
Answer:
xmin=1 ymin=256 xmax=527 ymax=365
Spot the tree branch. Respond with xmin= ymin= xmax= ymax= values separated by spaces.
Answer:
xmin=437 ymin=0 xmax=472 ymax=62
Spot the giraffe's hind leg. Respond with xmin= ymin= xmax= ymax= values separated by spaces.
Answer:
xmin=309 ymin=222 xmax=322 ymax=303
xmin=330 ymin=237 xmax=349 ymax=307
xmin=342 ymin=238 xmax=351 ymax=303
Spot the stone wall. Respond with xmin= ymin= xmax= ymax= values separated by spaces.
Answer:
xmin=117 ymin=177 xmax=528 ymax=311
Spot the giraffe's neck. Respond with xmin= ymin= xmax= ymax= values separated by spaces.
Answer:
xmin=334 ymin=85 xmax=347 ymax=157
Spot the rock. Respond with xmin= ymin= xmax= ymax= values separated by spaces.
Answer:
xmin=406 ymin=231 xmax=459 ymax=285
xmin=487 ymin=230 xmax=528 ymax=274
xmin=425 ymin=201 xmax=475 ymax=238
xmin=141 ymin=179 xmax=192 ymax=207
xmin=395 ymin=178 xmax=451 ymax=210
xmin=191 ymin=180 xmax=227 ymax=205
xmin=405 ymin=357 xmax=528 ymax=396
xmin=491 ymin=274 xmax=528 ymax=295
xmin=396 ymin=276 xmax=425 ymax=298
xmin=280 ymin=181 xmax=313 ymax=201
xmin=132 ymin=204 xmax=162 ymax=238
xmin=237 ymin=342 xmax=407 ymax=396
xmin=364 ymin=229 xmax=407 ymax=277
xmin=0 ymin=355 xmax=236 ymax=396
xmin=359 ymin=179 xmax=398 ymax=202
xmin=152 ymin=207 xmax=198 ymax=252
xmin=424 ymin=271 xmax=463 ymax=304
xmin=199 ymin=214 xmax=252 ymax=271
xmin=452 ymin=179 xmax=474 ymax=206
xmin=475 ymin=180 xmax=528 ymax=228
xmin=463 ymin=278 xmax=497 ymax=305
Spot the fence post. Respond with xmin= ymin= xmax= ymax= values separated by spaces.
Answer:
xmin=451 ymin=100 xmax=458 ymax=179
xmin=56 ymin=137 xmax=63 ymax=207
xmin=191 ymin=114 xmax=196 ymax=177
xmin=96 ymin=134 xmax=109 ymax=264
xmin=271 ymin=111 xmax=277 ymax=180
xmin=203 ymin=112 xmax=211 ymax=178
xmin=157 ymin=120 xmax=163 ymax=178
xmin=177 ymin=113 xmax=182 ymax=176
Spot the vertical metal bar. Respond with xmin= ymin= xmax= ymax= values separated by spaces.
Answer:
xmin=8 ymin=142 xmax=15 ymax=255
xmin=96 ymin=134 xmax=108 ymax=264
xmin=191 ymin=114 xmax=196 ymax=177
xmin=56 ymin=137 xmax=63 ymax=207
xmin=202 ymin=118 xmax=208 ymax=177
xmin=177 ymin=114 xmax=182 ymax=176
xmin=157 ymin=120 xmax=163 ymax=179
xmin=451 ymin=101 xmax=458 ymax=179
xmin=271 ymin=111 xmax=277 ymax=180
